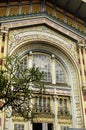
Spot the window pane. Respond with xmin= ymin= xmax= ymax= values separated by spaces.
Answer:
xmin=14 ymin=124 xmax=24 ymax=130
xmin=20 ymin=56 xmax=27 ymax=69
xmin=56 ymin=62 xmax=66 ymax=83
xmin=33 ymin=53 xmax=51 ymax=82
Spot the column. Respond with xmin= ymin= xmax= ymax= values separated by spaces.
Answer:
xmin=28 ymin=51 xmax=33 ymax=69
xmin=28 ymin=121 xmax=32 ymax=130
xmin=51 ymin=54 xmax=58 ymax=130
xmin=0 ymin=33 xmax=2 ymax=69
xmin=42 ymin=123 xmax=48 ymax=130
xmin=28 ymin=51 xmax=33 ymax=130
xmin=51 ymin=54 xmax=56 ymax=84
xmin=53 ymin=94 xmax=58 ymax=130
xmin=5 ymin=106 xmax=12 ymax=130
xmin=4 ymin=29 xmax=9 ymax=57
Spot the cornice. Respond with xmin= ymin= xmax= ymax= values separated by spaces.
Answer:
xmin=0 ymin=12 xmax=85 ymax=41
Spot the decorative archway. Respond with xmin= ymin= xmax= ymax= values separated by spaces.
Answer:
xmin=8 ymin=30 xmax=83 ymax=128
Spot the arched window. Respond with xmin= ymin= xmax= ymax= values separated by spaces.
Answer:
xmin=20 ymin=52 xmax=67 ymax=84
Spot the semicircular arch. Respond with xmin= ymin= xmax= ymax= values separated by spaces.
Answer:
xmin=8 ymin=32 xmax=83 ymax=127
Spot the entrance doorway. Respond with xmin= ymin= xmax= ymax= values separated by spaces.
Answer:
xmin=33 ymin=123 xmax=53 ymax=130
xmin=48 ymin=123 xmax=53 ymax=130
xmin=33 ymin=123 xmax=42 ymax=130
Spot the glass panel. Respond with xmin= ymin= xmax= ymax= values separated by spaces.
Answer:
xmin=43 ymin=97 xmax=46 ymax=112
xmin=66 ymin=16 xmax=74 ymax=26
xmin=47 ymin=97 xmax=50 ymax=112
xmin=56 ymin=62 xmax=66 ymax=83
xmin=33 ymin=53 xmax=51 ymax=82
xmin=14 ymin=124 xmax=24 ymax=130
xmin=16 ymin=56 xmax=27 ymax=77
xmin=0 ymin=7 xmax=7 ymax=16
xmin=21 ymin=5 xmax=30 ymax=14
xmin=56 ymin=8 xmax=64 ymax=21
xmin=10 ymin=1 xmax=18 ymax=5
xmin=20 ymin=56 xmax=27 ymax=69
xmin=46 ymin=3 xmax=54 ymax=16
xmin=64 ymin=99 xmax=67 ymax=114
xmin=21 ymin=0 xmax=30 ymax=4
xmin=77 ymin=22 xmax=84 ymax=32
xmin=60 ymin=98 xmax=62 ymax=114
xmin=34 ymin=96 xmax=38 ymax=112
xmin=39 ymin=96 xmax=42 ymax=112
xmin=32 ymin=4 xmax=41 ymax=13
xmin=9 ymin=6 xmax=18 ymax=15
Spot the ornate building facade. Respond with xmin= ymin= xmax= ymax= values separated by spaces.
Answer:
xmin=0 ymin=0 xmax=86 ymax=130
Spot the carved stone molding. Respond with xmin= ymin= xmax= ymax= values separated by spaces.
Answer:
xmin=58 ymin=115 xmax=72 ymax=124
xmin=33 ymin=116 xmax=54 ymax=123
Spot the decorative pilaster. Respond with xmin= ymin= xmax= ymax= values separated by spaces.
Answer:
xmin=78 ymin=43 xmax=86 ymax=86
xmin=0 ymin=28 xmax=9 ymax=69
xmin=82 ymin=41 xmax=86 ymax=83
xmin=83 ymin=48 xmax=86 ymax=74
xmin=78 ymin=40 xmax=86 ymax=128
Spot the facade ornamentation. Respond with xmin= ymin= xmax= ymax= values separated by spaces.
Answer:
xmin=0 ymin=0 xmax=86 ymax=130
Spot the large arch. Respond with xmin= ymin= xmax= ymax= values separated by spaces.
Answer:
xmin=8 ymin=30 xmax=83 ymax=128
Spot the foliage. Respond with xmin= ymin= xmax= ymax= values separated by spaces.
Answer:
xmin=0 ymin=56 xmax=44 ymax=120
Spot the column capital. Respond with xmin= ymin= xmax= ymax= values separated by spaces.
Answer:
xmin=78 ymin=40 xmax=86 ymax=48
xmin=0 ymin=27 xmax=9 ymax=34
xmin=53 ymin=95 xmax=58 ymax=100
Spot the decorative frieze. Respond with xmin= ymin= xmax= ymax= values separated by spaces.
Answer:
xmin=8 ymin=26 xmax=78 ymax=63
xmin=58 ymin=116 xmax=72 ymax=124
